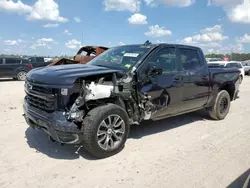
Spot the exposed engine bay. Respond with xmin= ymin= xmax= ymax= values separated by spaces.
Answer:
xmin=63 ymin=72 xmax=156 ymax=126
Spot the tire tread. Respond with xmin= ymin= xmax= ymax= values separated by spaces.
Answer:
xmin=81 ymin=103 xmax=129 ymax=158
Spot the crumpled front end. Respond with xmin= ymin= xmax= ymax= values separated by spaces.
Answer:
xmin=23 ymin=103 xmax=81 ymax=144
xmin=23 ymin=81 xmax=82 ymax=144
xmin=23 ymin=72 xmax=143 ymax=144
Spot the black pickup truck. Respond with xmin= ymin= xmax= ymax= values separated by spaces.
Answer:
xmin=23 ymin=42 xmax=240 ymax=158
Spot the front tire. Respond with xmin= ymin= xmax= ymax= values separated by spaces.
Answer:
xmin=16 ymin=71 xmax=27 ymax=81
xmin=208 ymin=90 xmax=231 ymax=120
xmin=81 ymin=104 xmax=130 ymax=158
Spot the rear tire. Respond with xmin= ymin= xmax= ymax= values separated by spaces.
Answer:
xmin=81 ymin=104 xmax=130 ymax=158
xmin=16 ymin=71 xmax=27 ymax=81
xmin=208 ymin=90 xmax=231 ymax=120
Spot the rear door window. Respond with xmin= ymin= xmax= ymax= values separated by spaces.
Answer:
xmin=226 ymin=63 xmax=239 ymax=68
xmin=5 ymin=58 xmax=18 ymax=64
xmin=36 ymin=57 xmax=44 ymax=62
xmin=21 ymin=59 xmax=29 ymax=64
xmin=0 ymin=58 xmax=3 ymax=64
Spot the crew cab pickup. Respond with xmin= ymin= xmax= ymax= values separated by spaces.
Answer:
xmin=23 ymin=42 xmax=240 ymax=158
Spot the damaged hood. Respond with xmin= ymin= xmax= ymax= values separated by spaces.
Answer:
xmin=26 ymin=64 xmax=120 ymax=87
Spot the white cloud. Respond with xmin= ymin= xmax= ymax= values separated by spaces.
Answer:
xmin=208 ymin=0 xmax=250 ymax=24
xmin=3 ymin=39 xmax=25 ymax=46
xmin=198 ymin=43 xmax=244 ymax=54
xmin=64 ymin=30 xmax=72 ymax=36
xmin=156 ymin=40 xmax=166 ymax=43
xmin=74 ymin=16 xmax=82 ymax=23
xmin=201 ymin=24 xmax=222 ymax=33
xmin=28 ymin=0 xmax=68 ymax=22
xmin=236 ymin=34 xmax=250 ymax=43
xmin=218 ymin=44 xmax=244 ymax=54
xmin=31 ymin=38 xmax=54 ymax=49
xmin=43 ymin=23 xmax=59 ymax=28
xmin=182 ymin=25 xmax=228 ymax=44
xmin=228 ymin=0 xmax=250 ymax=24
xmin=145 ymin=0 xmax=195 ymax=7
xmin=37 ymin=38 xmax=54 ymax=43
xmin=128 ymin=13 xmax=147 ymax=25
xmin=181 ymin=25 xmax=233 ymax=54
xmin=104 ymin=0 xmax=141 ymax=12
xmin=4 ymin=40 xmax=19 ymax=46
xmin=145 ymin=25 xmax=172 ymax=37
xmin=119 ymin=42 xmax=125 ymax=45
xmin=0 ymin=0 xmax=68 ymax=23
xmin=145 ymin=0 xmax=154 ymax=5
xmin=17 ymin=39 xmax=24 ymax=43
xmin=199 ymin=42 xmax=221 ymax=48
xmin=207 ymin=0 xmax=241 ymax=8
xmin=144 ymin=0 xmax=157 ymax=7
xmin=65 ymin=39 xmax=81 ymax=49
xmin=0 ymin=0 xmax=32 ymax=14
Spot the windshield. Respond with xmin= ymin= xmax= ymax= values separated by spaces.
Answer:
xmin=87 ymin=45 xmax=151 ymax=71
xmin=226 ymin=62 xmax=242 ymax=68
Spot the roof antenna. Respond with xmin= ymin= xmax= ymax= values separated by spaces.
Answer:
xmin=144 ymin=40 xmax=151 ymax=45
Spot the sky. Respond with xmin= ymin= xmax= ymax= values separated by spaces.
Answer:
xmin=0 ymin=0 xmax=250 ymax=56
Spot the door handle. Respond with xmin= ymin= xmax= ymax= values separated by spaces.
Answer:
xmin=174 ymin=75 xmax=183 ymax=81
xmin=201 ymin=74 xmax=208 ymax=80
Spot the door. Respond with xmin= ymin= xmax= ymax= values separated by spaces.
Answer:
xmin=177 ymin=47 xmax=210 ymax=112
xmin=1 ymin=58 xmax=19 ymax=77
xmin=29 ymin=57 xmax=45 ymax=68
xmin=137 ymin=46 xmax=183 ymax=120
xmin=0 ymin=58 xmax=5 ymax=77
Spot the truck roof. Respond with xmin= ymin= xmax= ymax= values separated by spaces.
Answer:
xmin=113 ymin=43 xmax=202 ymax=51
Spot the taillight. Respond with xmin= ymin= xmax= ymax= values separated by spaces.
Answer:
xmin=27 ymin=63 xmax=33 ymax=68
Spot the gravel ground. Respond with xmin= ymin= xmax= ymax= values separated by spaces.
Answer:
xmin=0 ymin=78 xmax=249 ymax=188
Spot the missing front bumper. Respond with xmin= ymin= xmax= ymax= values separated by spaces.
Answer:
xmin=23 ymin=102 xmax=82 ymax=144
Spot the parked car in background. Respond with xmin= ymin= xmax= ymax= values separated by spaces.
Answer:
xmin=208 ymin=61 xmax=244 ymax=84
xmin=27 ymin=57 xmax=52 ymax=68
xmin=0 ymin=56 xmax=33 ymax=81
xmin=242 ymin=61 xmax=250 ymax=75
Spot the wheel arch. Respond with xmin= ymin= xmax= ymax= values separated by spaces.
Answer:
xmin=206 ymin=81 xmax=236 ymax=108
xmin=219 ymin=83 xmax=235 ymax=101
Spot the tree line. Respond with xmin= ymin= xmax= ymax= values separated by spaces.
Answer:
xmin=205 ymin=53 xmax=250 ymax=61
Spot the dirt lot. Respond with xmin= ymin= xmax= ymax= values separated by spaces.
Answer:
xmin=0 ymin=78 xmax=249 ymax=188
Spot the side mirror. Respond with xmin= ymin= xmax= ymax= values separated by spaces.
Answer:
xmin=148 ymin=64 xmax=162 ymax=77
